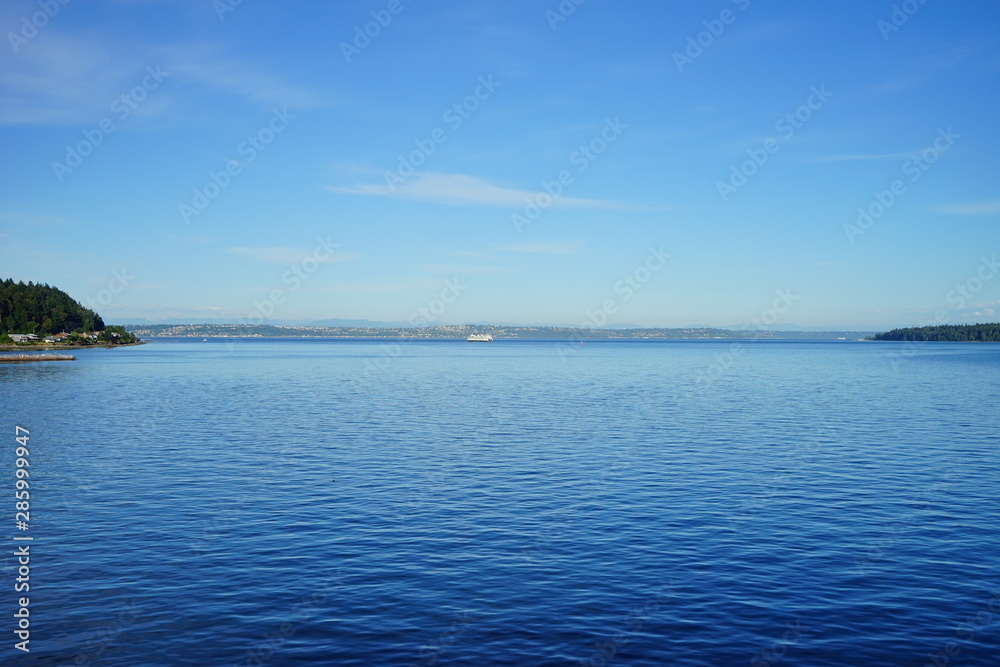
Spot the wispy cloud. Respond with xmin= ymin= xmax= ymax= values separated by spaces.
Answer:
xmin=811 ymin=150 xmax=920 ymax=163
xmin=870 ymin=76 xmax=922 ymax=95
xmin=314 ymin=279 xmax=444 ymax=294
xmin=439 ymin=249 xmax=492 ymax=259
xmin=931 ymin=201 xmax=1000 ymax=216
xmin=417 ymin=263 xmax=506 ymax=275
xmin=99 ymin=304 xmax=236 ymax=320
xmin=327 ymin=172 xmax=628 ymax=209
xmin=226 ymin=246 xmax=357 ymax=264
xmin=0 ymin=32 xmax=122 ymax=125
xmin=0 ymin=31 xmax=327 ymax=126
xmin=0 ymin=212 xmax=69 ymax=227
xmin=160 ymin=44 xmax=329 ymax=111
xmin=871 ymin=42 xmax=982 ymax=95
xmin=494 ymin=241 xmax=583 ymax=255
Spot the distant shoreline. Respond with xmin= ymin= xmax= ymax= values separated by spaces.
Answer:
xmin=144 ymin=334 xmax=871 ymax=343
xmin=127 ymin=324 xmax=878 ymax=341
xmin=0 ymin=341 xmax=146 ymax=352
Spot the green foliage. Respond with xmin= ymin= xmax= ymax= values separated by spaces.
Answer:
xmin=870 ymin=323 xmax=1000 ymax=342
xmin=0 ymin=278 xmax=105 ymax=335
xmin=99 ymin=325 xmax=138 ymax=344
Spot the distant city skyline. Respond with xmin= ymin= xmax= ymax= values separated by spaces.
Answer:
xmin=1 ymin=1 xmax=998 ymax=329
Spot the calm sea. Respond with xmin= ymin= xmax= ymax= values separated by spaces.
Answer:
xmin=2 ymin=338 xmax=998 ymax=666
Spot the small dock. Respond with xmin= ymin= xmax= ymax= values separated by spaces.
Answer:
xmin=0 ymin=354 xmax=76 ymax=363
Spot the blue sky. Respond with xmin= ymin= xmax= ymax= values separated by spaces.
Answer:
xmin=1 ymin=0 xmax=998 ymax=329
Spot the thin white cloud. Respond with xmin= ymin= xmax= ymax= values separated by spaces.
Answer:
xmin=932 ymin=201 xmax=1000 ymax=215
xmin=227 ymin=246 xmax=357 ymax=264
xmin=494 ymin=241 xmax=583 ymax=255
xmin=314 ymin=280 xmax=443 ymax=294
xmin=811 ymin=150 xmax=920 ymax=163
xmin=0 ymin=30 xmax=327 ymax=126
xmin=160 ymin=44 xmax=329 ymax=111
xmin=0 ymin=32 xmax=122 ymax=125
xmin=327 ymin=172 xmax=628 ymax=209
xmin=444 ymin=249 xmax=492 ymax=259
xmin=870 ymin=76 xmax=922 ymax=95
xmin=417 ymin=263 xmax=506 ymax=275
xmin=0 ymin=212 xmax=68 ymax=226
xmin=871 ymin=43 xmax=981 ymax=95
xmin=100 ymin=304 xmax=238 ymax=320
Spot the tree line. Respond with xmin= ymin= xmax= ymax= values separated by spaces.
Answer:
xmin=870 ymin=323 xmax=1000 ymax=342
xmin=0 ymin=278 xmax=105 ymax=335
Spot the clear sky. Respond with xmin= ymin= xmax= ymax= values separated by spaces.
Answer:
xmin=1 ymin=0 xmax=997 ymax=329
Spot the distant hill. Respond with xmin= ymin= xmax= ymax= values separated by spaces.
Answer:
xmin=306 ymin=317 xmax=416 ymax=328
xmin=0 ymin=279 xmax=104 ymax=335
xmin=870 ymin=323 xmax=1000 ymax=342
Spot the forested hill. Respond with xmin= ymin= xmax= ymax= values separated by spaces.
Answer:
xmin=0 ymin=279 xmax=104 ymax=334
xmin=870 ymin=323 xmax=1000 ymax=342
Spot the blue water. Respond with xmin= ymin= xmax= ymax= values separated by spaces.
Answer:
xmin=2 ymin=338 xmax=999 ymax=666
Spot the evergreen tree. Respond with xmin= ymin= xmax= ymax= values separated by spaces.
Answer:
xmin=0 ymin=279 xmax=107 ymax=335
xmin=870 ymin=323 xmax=1000 ymax=342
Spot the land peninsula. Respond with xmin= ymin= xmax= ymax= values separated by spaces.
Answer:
xmin=868 ymin=323 xmax=1000 ymax=342
xmin=0 ymin=279 xmax=141 ymax=352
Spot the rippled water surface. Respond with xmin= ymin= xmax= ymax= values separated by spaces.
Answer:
xmin=2 ymin=338 xmax=999 ymax=666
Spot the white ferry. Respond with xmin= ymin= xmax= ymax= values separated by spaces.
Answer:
xmin=467 ymin=334 xmax=493 ymax=342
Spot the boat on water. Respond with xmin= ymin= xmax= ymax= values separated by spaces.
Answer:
xmin=467 ymin=334 xmax=493 ymax=342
